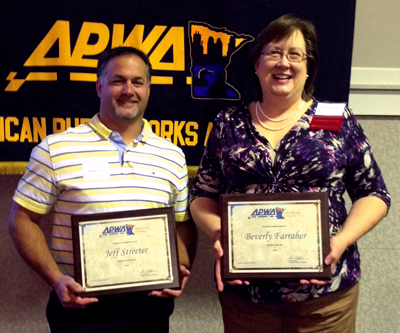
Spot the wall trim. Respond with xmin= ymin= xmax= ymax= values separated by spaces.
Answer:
xmin=349 ymin=67 xmax=400 ymax=115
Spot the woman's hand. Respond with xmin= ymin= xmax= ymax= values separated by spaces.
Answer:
xmin=299 ymin=234 xmax=348 ymax=285
xmin=214 ymin=239 xmax=225 ymax=291
xmin=324 ymin=233 xmax=349 ymax=269
xmin=214 ymin=239 xmax=250 ymax=292
xmin=190 ymin=197 xmax=250 ymax=291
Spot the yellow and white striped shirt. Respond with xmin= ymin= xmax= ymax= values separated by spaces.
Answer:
xmin=13 ymin=114 xmax=189 ymax=276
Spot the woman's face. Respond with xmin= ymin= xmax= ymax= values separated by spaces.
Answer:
xmin=255 ymin=29 xmax=308 ymax=101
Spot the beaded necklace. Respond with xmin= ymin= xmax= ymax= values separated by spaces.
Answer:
xmin=255 ymin=100 xmax=305 ymax=131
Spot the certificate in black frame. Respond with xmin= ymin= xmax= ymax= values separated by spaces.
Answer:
xmin=220 ymin=192 xmax=331 ymax=281
xmin=71 ymin=207 xmax=180 ymax=297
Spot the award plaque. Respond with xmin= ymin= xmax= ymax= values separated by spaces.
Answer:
xmin=71 ymin=207 xmax=180 ymax=297
xmin=221 ymin=192 xmax=331 ymax=281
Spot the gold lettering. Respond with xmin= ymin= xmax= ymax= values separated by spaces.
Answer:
xmin=24 ymin=22 xmax=185 ymax=73
xmin=53 ymin=118 xmax=65 ymax=133
xmin=160 ymin=120 xmax=173 ymax=141
xmin=173 ymin=121 xmax=185 ymax=145
xmin=32 ymin=117 xmax=47 ymax=142
xmin=53 ymin=118 xmax=89 ymax=133
xmin=204 ymin=122 xmax=213 ymax=146
xmin=5 ymin=117 xmax=19 ymax=142
xmin=24 ymin=21 xmax=73 ymax=67
xmin=0 ymin=117 xmax=4 ymax=141
xmin=185 ymin=122 xmax=198 ymax=146
xmin=148 ymin=120 xmax=160 ymax=136
xmin=65 ymin=117 xmax=84 ymax=129
xmin=139 ymin=120 xmax=199 ymax=147
xmin=65 ymin=118 xmax=72 ymax=129
xmin=71 ymin=22 xmax=110 ymax=67
xmin=20 ymin=117 xmax=33 ymax=142
xmin=112 ymin=25 xmax=167 ymax=54
xmin=25 ymin=21 xmax=109 ymax=68
xmin=0 ymin=117 xmax=46 ymax=143
xmin=80 ymin=118 xmax=90 ymax=125
xmin=150 ymin=27 xmax=185 ymax=70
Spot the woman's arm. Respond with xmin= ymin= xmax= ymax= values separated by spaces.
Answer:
xmin=325 ymin=195 xmax=387 ymax=268
xmin=191 ymin=197 xmax=225 ymax=290
xmin=190 ymin=197 xmax=250 ymax=291
xmin=302 ymin=195 xmax=388 ymax=285
xmin=190 ymin=197 xmax=221 ymax=241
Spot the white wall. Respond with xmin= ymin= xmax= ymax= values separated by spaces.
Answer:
xmin=350 ymin=2 xmax=400 ymax=332
xmin=349 ymin=0 xmax=400 ymax=115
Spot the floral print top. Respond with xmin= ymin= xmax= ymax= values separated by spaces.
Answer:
xmin=190 ymin=99 xmax=390 ymax=303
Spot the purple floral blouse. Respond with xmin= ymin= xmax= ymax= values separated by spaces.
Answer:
xmin=190 ymin=99 xmax=390 ymax=303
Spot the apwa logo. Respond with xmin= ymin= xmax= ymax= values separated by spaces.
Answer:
xmin=250 ymin=208 xmax=285 ymax=219
xmin=189 ymin=21 xmax=253 ymax=100
xmin=5 ymin=20 xmax=254 ymax=101
xmin=102 ymin=224 xmax=135 ymax=236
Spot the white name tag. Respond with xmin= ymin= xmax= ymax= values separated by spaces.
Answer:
xmin=82 ymin=161 xmax=110 ymax=181
xmin=315 ymin=103 xmax=346 ymax=116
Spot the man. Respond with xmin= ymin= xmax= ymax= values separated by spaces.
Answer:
xmin=8 ymin=46 xmax=196 ymax=332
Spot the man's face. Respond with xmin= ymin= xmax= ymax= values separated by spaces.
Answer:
xmin=96 ymin=54 xmax=150 ymax=125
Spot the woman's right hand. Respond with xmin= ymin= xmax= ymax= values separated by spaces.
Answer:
xmin=214 ymin=239 xmax=250 ymax=292
xmin=214 ymin=239 xmax=225 ymax=292
xmin=190 ymin=198 xmax=250 ymax=291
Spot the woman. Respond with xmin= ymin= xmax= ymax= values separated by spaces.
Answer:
xmin=190 ymin=14 xmax=390 ymax=333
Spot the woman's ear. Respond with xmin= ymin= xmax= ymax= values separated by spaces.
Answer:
xmin=254 ymin=62 xmax=259 ymax=76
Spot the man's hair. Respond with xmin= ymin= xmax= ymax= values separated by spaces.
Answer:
xmin=97 ymin=46 xmax=153 ymax=85
xmin=249 ymin=14 xmax=318 ymax=101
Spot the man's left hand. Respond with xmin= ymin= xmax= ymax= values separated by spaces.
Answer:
xmin=148 ymin=265 xmax=190 ymax=298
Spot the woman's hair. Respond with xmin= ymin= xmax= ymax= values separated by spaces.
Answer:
xmin=249 ymin=14 xmax=318 ymax=101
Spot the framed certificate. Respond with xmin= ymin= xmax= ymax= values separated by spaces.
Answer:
xmin=71 ymin=207 xmax=180 ymax=297
xmin=221 ymin=192 xmax=331 ymax=281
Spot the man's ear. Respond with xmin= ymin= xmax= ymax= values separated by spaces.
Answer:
xmin=96 ymin=80 xmax=102 ymax=98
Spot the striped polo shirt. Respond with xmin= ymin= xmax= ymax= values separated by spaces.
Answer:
xmin=13 ymin=114 xmax=189 ymax=276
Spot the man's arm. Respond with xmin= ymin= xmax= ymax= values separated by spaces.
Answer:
xmin=8 ymin=202 xmax=98 ymax=308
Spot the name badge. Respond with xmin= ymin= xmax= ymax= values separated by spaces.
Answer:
xmin=82 ymin=161 xmax=110 ymax=181
xmin=309 ymin=102 xmax=346 ymax=131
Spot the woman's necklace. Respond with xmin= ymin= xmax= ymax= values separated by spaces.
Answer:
xmin=255 ymin=100 xmax=305 ymax=131
xmin=256 ymin=100 xmax=305 ymax=122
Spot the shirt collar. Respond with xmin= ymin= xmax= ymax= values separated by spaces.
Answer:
xmin=88 ymin=114 xmax=152 ymax=143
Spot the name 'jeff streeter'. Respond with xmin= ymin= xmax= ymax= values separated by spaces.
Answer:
xmin=105 ymin=247 xmax=149 ymax=259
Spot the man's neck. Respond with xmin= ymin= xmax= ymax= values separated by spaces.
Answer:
xmin=98 ymin=114 xmax=143 ymax=145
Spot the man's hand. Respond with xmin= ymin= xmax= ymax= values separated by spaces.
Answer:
xmin=148 ymin=265 xmax=190 ymax=298
xmin=54 ymin=275 xmax=98 ymax=308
